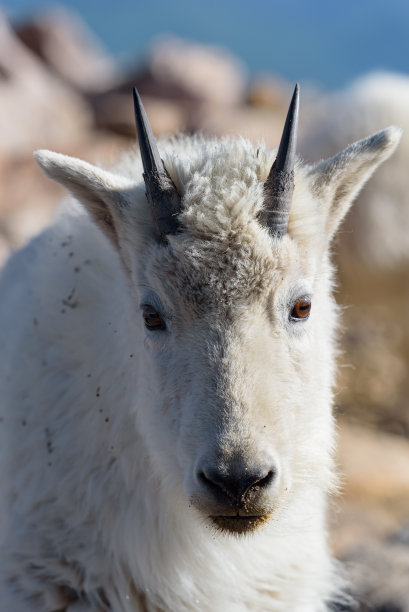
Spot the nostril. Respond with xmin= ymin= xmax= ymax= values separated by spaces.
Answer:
xmin=198 ymin=470 xmax=212 ymax=487
xmin=198 ymin=471 xmax=211 ymax=486
xmin=198 ymin=466 xmax=277 ymax=504
xmin=198 ymin=470 xmax=230 ymax=498
xmin=254 ymin=469 xmax=275 ymax=491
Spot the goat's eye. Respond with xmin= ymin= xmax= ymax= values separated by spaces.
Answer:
xmin=142 ymin=305 xmax=166 ymax=331
xmin=290 ymin=298 xmax=311 ymax=321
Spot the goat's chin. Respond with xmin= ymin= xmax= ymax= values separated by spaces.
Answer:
xmin=210 ymin=514 xmax=271 ymax=535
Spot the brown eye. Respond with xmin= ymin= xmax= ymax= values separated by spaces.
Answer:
xmin=290 ymin=298 xmax=311 ymax=321
xmin=142 ymin=305 xmax=166 ymax=330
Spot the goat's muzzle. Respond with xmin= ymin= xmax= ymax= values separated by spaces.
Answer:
xmin=194 ymin=460 xmax=278 ymax=534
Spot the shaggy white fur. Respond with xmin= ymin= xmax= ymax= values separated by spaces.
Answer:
xmin=0 ymin=128 xmax=401 ymax=611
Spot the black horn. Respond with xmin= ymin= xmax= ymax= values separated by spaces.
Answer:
xmin=133 ymin=88 xmax=182 ymax=240
xmin=260 ymin=83 xmax=299 ymax=236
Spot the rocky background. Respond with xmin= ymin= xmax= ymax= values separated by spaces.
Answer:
xmin=1 ymin=7 xmax=409 ymax=610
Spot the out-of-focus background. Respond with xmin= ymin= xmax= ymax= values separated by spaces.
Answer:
xmin=1 ymin=1 xmax=409 ymax=608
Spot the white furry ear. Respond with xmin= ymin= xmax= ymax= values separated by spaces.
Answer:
xmin=34 ymin=150 xmax=138 ymax=250
xmin=307 ymin=126 xmax=402 ymax=241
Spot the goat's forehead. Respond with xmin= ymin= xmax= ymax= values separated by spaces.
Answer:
xmin=142 ymin=228 xmax=303 ymax=311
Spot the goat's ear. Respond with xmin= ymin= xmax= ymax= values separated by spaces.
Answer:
xmin=34 ymin=150 xmax=138 ymax=251
xmin=307 ymin=126 xmax=402 ymax=242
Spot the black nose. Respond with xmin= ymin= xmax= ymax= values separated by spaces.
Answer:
xmin=199 ymin=465 xmax=276 ymax=505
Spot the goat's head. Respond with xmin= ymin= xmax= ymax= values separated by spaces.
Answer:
xmin=34 ymin=88 xmax=401 ymax=535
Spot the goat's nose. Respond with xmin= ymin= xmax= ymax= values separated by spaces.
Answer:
xmin=199 ymin=465 xmax=276 ymax=504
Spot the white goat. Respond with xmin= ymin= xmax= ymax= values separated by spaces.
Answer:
xmin=0 ymin=86 xmax=401 ymax=611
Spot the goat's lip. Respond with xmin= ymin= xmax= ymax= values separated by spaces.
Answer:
xmin=210 ymin=514 xmax=270 ymax=535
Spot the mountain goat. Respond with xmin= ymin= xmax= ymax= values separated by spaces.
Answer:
xmin=0 ymin=86 xmax=401 ymax=611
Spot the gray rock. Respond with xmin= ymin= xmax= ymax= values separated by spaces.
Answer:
xmin=15 ymin=6 xmax=116 ymax=92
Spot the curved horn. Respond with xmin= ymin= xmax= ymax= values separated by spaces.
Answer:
xmin=260 ymin=83 xmax=299 ymax=236
xmin=133 ymin=88 xmax=182 ymax=240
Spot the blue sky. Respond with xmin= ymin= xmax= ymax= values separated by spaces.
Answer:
xmin=3 ymin=0 xmax=409 ymax=89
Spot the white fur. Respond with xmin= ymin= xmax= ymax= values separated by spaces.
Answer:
xmin=0 ymin=128 xmax=401 ymax=611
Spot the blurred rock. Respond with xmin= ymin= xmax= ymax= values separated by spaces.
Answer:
xmin=92 ymin=93 xmax=185 ymax=137
xmin=342 ymin=531 xmax=409 ymax=611
xmin=332 ymin=424 xmax=409 ymax=558
xmin=332 ymin=425 xmax=409 ymax=611
xmin=337 ymin=290 xmax=409 ymax=436
xmin=15 ymin=7 xmax=116 ymax=92
xmin=197 ymin=103 xmax=284 ymax=146
xmin=91 ymin=36 xmax=248 ymax=136
xmin=0 ymin=10 xmax=91 ymax=157
xmin=300 ymin=72 xmax=409 ymax=270
xmin=248 ymin=76 xmax=289 ymax=110
xmin=146 ymin=36 xmax=247 ymax=107
xmin=336 ymin=424 xmax=409 ymax=522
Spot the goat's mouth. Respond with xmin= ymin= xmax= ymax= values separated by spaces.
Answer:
xmin=210 ymin=514 xmax=270 ymax=535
